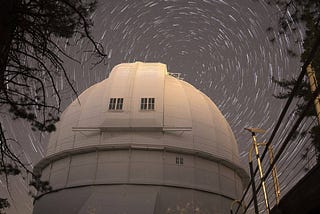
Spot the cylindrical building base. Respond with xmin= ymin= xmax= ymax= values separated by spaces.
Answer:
xmin=34 ymin=184 xmax=235 ymax=214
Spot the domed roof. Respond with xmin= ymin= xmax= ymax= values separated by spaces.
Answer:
xmin=45 ymin=62 xmax=241 ymax=166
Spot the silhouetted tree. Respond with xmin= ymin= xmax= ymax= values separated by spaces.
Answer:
xmin=0 ymin=0 xmax=106 ymax=212
xmin=0 ymin=198 xmax=9 ymax=214
xmin=267 ymin=0 xmax=320 ymax=161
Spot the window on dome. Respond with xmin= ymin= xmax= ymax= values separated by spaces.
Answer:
xmin=140 ymin=97 xmax=155 ymax=110
xmin=109 ymin=98 xmax=123 ymax=110
xmin=176 ymin=156 xmax=183 ymax=165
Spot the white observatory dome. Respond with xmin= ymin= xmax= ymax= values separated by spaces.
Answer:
xmin=33 ymin=62 xmax=248 ymax=214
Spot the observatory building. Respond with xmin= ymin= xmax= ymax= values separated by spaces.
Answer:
xmin=33 ymin=62 xmax=248 ymax=213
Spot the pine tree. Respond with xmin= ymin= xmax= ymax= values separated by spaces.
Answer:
xmin=0 ymin=0 xmax=106 ymax=212
xmin=0 ymin=0 xmax=106 ymax=132
xmin=268 ymin=0 xmax=320 ymax=161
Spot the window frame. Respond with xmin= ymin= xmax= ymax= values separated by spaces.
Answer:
xmin=108 ymin=98 xmax=124 ymax=111
xmin=140 ymin=97 xmax=155 ymax=111
xmin=176 ymin=156 xmax=184 ymax=165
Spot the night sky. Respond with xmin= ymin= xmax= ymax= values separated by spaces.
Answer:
xmin=1 ymin=0 xmax=308 ymax=213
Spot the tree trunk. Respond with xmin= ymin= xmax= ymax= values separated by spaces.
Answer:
xmin=0 ymin=0 xmax=18 ymax=92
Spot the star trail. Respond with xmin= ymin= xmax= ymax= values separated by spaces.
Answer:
xmin=1 ymin=0 xmax=306 ymax=213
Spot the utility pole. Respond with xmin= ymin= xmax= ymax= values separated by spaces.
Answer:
xmin=307 ymin=64 xmax=320 ymax=126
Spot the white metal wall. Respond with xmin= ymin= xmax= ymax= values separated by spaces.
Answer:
xmin=46 ymin=62 xmax=240 ymax=166
xmin=34 ymin=185 xmax=237 ymax=214
xmin=41 ymin=150 xmax=243 ymax=200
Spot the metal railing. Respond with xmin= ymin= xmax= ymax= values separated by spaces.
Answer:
xmin=231 ymin=62 xmax=320 ymax=214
